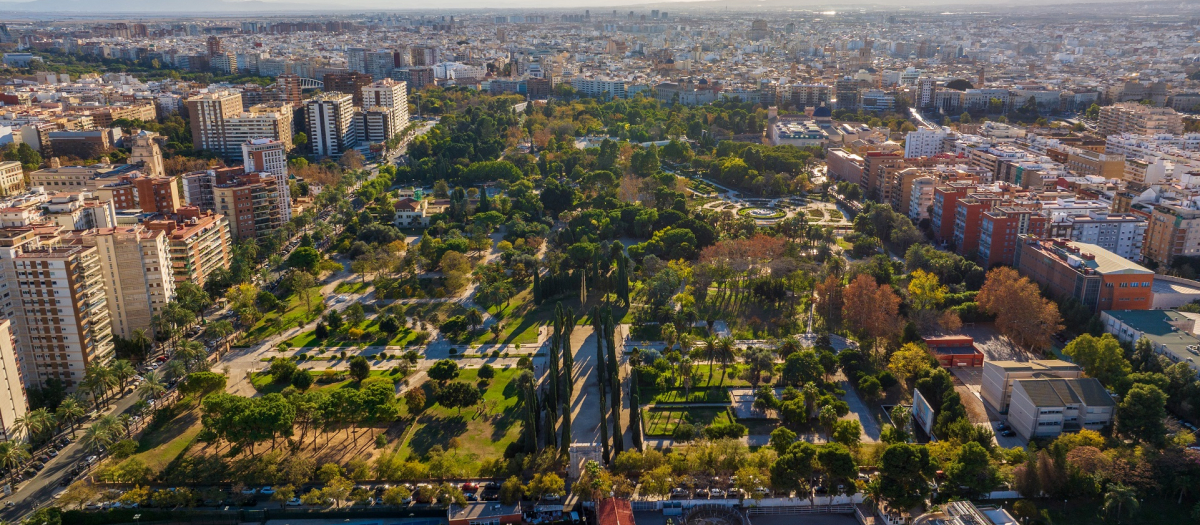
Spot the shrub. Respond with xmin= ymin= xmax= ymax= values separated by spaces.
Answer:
xmin=672 ymin=422 xmax=697 ymax=442
xmin=479 ymin=364 xmax=496 ymax=379
xmin=877 ymin=371 xmax=899 ymax=390
xmin=702 ymin=422 xmax=747 ymax=440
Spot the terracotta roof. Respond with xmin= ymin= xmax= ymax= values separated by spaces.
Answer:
xmin=596 ymin=498 xmax=634 ymax=525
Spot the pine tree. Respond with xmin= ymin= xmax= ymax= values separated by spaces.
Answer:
xmin=593 ymin=307 xmax=610 ymax=464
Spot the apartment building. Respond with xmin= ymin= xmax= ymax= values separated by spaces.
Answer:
xmin=307 ymin=92 xmax=357 ymax=158
xmin=323 ymin=72 xmax=373 ymax=106
xmin=1099 ymin=102 xmax=1184 ymax=136
xmin=952 ymin=194 xmax=1003 ymax=256
xmin=570 ymin=78 xmax=628 ymax=99
xmin=931 ymin=183 xmax=975 ymax=245
xmin=981 ymin=359 xmax=1082 ymax=413
xmin=862 ymin=151 xmax=905 ymax=202
xmin=224 ymin=103 xmax=294 ymax=156
xmin=359 ymin=79 xmax=409 ymax=144
xmin=29 ymin=162 xmax=142 ymax=192
xmin=1065 ymin=149 xmax=1125 ymax=179
xmin=908 ymin=176 xmax=936 ymax=219
xmin=0 ymin=161 xmax=25 ymax=197
xmin=212 ymin=173 xmax=284 ymax=241
xmin=242 ymin=139 xmax=291 ymax=222
xmin=1143 ymin=205 xmax=1200 ymax=267
xmin=41 ymin=192 xmax=117 ymax=230
xmin=64 ymin=226 xmax=175 ymax=339
xmin=144 ymin=207 xmax=232 ymax=288
xmin=1015 ymin=237 xmax=1154 ymax=312
xmin=186 ymin=90 xmax=244 ymax=158
xmin=978 ymin=207 xmax=1047 ymax=268
xmin=0 ymin=320 xmax=25 ymax=441
xmin=11 ymin=245 xmax=114 ymax=390
xmin=903 ymin=127 xmax=948 ymax=158
xmin=1008 ymin=378 xmax=1114 ymax=440
xmin=1053 ymin=211 xmax=1146 ymax=261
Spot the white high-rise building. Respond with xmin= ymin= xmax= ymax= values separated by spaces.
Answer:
xmin=904 ymin=127 xmax=949 ymax=158
xmin=243 ymin=138 xmax=292 ymax=221
xmin=307 ymin=92 xmax=357 ymax=157
xmin=360 ymin=80 xmax=409 ymax=144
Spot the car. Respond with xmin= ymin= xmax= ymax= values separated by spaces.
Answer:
xmin=59 ymin=477 xmax=72 ymax=486
xmin=240 ymin=487 xmax=257 ymax=495
xmin=543 ymin=494 xmax=562 ymax=502
xmin=32 ymin=462 xmax=45 ymax=471
xmin=669 ymin=488 xmax=689 ymax=498
xmin=156 ymin=355 xmax=168 ymax=362
xmin=48 ymin=450 xmax=58 ymax=457
xmin=286 ymin=497 xmax=302 ymax=506
xmin=485 ymin=481 xmax=501 ymax=489
xmin=85 ymin=455 xmax=98 ymax=465
xmin=84 ymin=503 xmax=103 ymax=511
xmin=754 ymin=487 xmax=771 ymax=496
xmin=996 ymin=422 xmax=1008 ymax=431
xmin=121 ymin=502 xmax=139 ymax=509
xmin=5 ymin=500 xmax=16 ymax=508
xmin=37 ymin=455 xmax=50 ymax=462
xmin=461 ymin=482 xmax=478 ymax=492
xmin=482 ymin=493 xmax=497 ymax=502
xmin=466 ymin=493 xmax=478 ymax=501
xmin=260 ymin=486 xmax=275 ymax=495
xmin=1001 ymin=430 xmax=1016 ymax=437
xmin=709 ymin=489 xmax=725 ymax=498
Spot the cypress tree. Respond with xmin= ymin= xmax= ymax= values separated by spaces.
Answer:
xmin=629 ymin=368 xmax=643 ymax=451
xmin=524 ymin=386 xmax=538 ymax=453
xmin=533 ymin=270 xmax=542 ymax=304
xmin=593 ymin=306 xmax=610 ymax=464
xmin=478 ymin=187 xmax=491 ymax=212
xmin=559 ymin=303 xmax=575 ymax=397
xmin=605 ymin=308 xmax=623 ymax=452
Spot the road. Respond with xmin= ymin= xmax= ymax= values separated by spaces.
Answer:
xmin=1 ymin=392 xmax=143 ymax=521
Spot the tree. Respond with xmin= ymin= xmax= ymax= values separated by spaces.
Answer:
xmin=831 ymin=420 xmax=862 ymax=449
xmin=55 ymin=397 xmax=86 ymax=437
xmin=780 ymin=350 xmax=823 ymax=386
xmin=877 ymin=443 xmax=931 ymax=510
xmin=770 ymin=427 xmax=797 ymax=456
xmin=842 ymin=274 xmax=902 ymax=349
xmin=945 ymin=442 xmax=999 ymax=498
xmin=288 ymin=247 xmax=322 ymax=273
xmin=436 ymin=382 xmax=481 ymax=414
xmin=349 ymin=355 xmax=371 ymax=382
xmin=887 ymin=343 xmax=932 ymax=388
xmin=405 ymin=388 xmax=426 ymax=413
xmin=770 ymin=441 xmax=816 ymax=494
xmin=428 ymin=359 xmax=459 ymax=382
xmin=137 ymin=372 xmax=166 ymax=400
xmin=528 ymin=472 xmax=565 ymax=500
xmin=291 ymin=369 xmax=314 ymax=390
xmin=742 ymin=347 xmax=776 ymax=389
xmin=977 ymin=267 xmax=1063 ymax=351
xmin=1103 ymin=483 xmax=1140 ymax=521
xmin=1063 ymin=333 xmax=1132 ymax=387
xmin=1116 ymin=383 xmax=1168 ymax=445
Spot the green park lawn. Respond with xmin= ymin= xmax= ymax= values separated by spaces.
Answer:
xmin=238 ymin=287 xmax=323 ymax=345
xmin=251 ymin=368 xmax=404 ymax=394
xmin=643 ymin=387 xmax=732 ymax=404
xmin=399 ymin=367 xmax=525 ymax=474
xmin=644 ymin=365 xmax=749 ymax=389
xmin=128 ymin=395 xmax=203 ymax=475
xmin=641 ymin=407 xmax=735 ymax=436
xmin=284 ymin=318 xmax=423 ymax=348
xmin=334 ymin=281 xmax=371 ymax=295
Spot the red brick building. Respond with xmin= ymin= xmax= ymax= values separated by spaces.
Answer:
xmin=923 ymin=336 xmax=985 ymax=367
xmin=978 ymin=207 xmax=1047 ymax=268
xmin=952 ymin=194 xmax=1002 ymax=257
xmin=931 ymin=182 xmax=973 ymax=245
xmin=1015 ymin=236 xmax=1155 ymax=312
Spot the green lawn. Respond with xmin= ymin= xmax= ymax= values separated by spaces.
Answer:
xmin=643 ymin=364 xmax=749 ymax=389
xmin=334 ymin=281 xmax=371 ymax=294
xmin=284 ymin=318 xmax=423 ymax=348
xmin=238 ymin=287 xmax=323 ymax=345
xmin=807 ymin=209 xmax=826 ymax=219
xmin=252 ymin=368 xmax=404 ymax=393
xmin=644 ymin=388 xmax=731 ymax=404
xmin=641 ymin=407 xmax=735 ymax=436
xmin=399 ymin=367 xmax=525 ymax=474
xmin=130 ymin=395 xmax=202 ymax=474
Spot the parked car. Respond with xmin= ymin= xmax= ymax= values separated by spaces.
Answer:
xmin=1001 ymin=430 xmax=1016 ymax=437
xmin=240 ymin=487 xmax=257 ymax=495
xmin=85 ymin=456 xmax=98 ymax=465
xmin=260 ymin=487 xmax=275 ymax=495
xmin=286 ymin=498 xmax=302 ymax=506
xmin=709 ymin=489 xmax=726 ymax=498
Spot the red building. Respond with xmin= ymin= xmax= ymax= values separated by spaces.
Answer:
xmin=923 ymin=336 xmax=985 ymax=367
xmin=931 ymin=182 xmax=973 ymax=245
xmin=596 ymin=498 xmax=636 ymax=525
xmin=1015 ymin=236 xmax=1154 ymax=312
xmin=978 ymin=207 xmax=1047 ymax=268
xmin=952 ymin=194 xmax=1002 ymax=256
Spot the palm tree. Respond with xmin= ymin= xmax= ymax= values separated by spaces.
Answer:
xmin=0 ymin=441 xmax=30 ymax=483
xmin=56 ymin=396 xmax=86 ymax=438
xmin=716 ymin=337 xmax=736 ymax=386
xmin=81 ymin=415 xmax=124 ymax=454
xmin=82 ymin=364 xmax=117 ymax=407
xmin=130 ymin=329 xmax=151 ymax=362
xmin=204 ymin=320 xmax=235 ymax=357
xmin=661 ymin=324 xmax=677 ymax=353
xmin=1104 ymin=483 xmax=1140 ymax=522
xmin=164 ymin=359 xmax=187 ymax=380
xmin=111 ymin=360 xmax=136 ymax=389
xmin=138 ymin=372 xmax=166 ymax=401
xmin=15 ymin=409 xmax=54 ymax=442
xmin=177 ymin=340 xmax=208 ymax=372
xmin=701 ymin=336 xmax=717 ymax=385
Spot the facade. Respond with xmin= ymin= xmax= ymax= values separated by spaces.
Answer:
xmin=980 ymin=359 xmax=1082 ymax=413
xmin=127 ymin=131 xmax=165 ymax=177
xmin=213 ymin=173 xmax=284 ymax=241
xmin=904 ymin=127 xmax=948 ymax=158
xmin=447 ymin=502 xmax=522 ymax=525
xmin=1143 ymin=205 xmax=1200 ymax=267
xmin=307 ymin=92 xmax=357 ymax=157
xmin=323 ymin=72 xmax=374 ymax=106
xmin=360 ymin=79 xmax=410 ymax=144
xmin=0 ymin=320 xmax=26 ymax=441
xmin=1015 ymin=237 xmax=1155 ymax=312
xmin=1061 ymin=211 xmax=1146 ymax=261
xmin=1099 ymin=102 xmax=1184 ymax=136
xmin=11 ymin=245 xmax=114 ymax=390
xmin=224 ymin=103 xmax=294 ymax=156
xmin=65 ymin=227 xmax=175 ymax=339
xmin=1008 ymin=378 xmax=1115 ymax=440
xmin=768 ymin=120 xmax=827 ymax=147
xmin=393 ymin=197 xmax=431 ymax=227
xmin=1101 ymin=309 xmax=1200 ymax=376
xmin=242 ymin=139 xmax=292 ymax=222
xmin=186 ymin=91 xmax=244 ymax=158
xmin=978 ymin=207 xmax=1046 ymax=268
xmin=144 ymin=208 xmax=233 ymax=288
xmin=0 ymin=161 xmax=25 ymax=196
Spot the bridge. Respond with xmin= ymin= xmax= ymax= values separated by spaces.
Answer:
xmin=298 ymin=77 xmax=323 ymax=89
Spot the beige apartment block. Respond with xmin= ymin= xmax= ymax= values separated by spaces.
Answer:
xmin=980 ymin=359 xmax=1082 ymax=413
xmin=65 ymin=226 xmax=175 ymax=339
xmin=0 ymin=319 xmax=26 ymax=441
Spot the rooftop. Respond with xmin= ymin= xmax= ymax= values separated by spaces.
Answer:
xmin=448 ymin=502 xmax=521 ymax=521
xmin=1015 ymin=377 xmax=1114 ymax=408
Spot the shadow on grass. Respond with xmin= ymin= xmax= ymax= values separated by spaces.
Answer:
xmin=407 ymin=415 xmax=468 ymax=457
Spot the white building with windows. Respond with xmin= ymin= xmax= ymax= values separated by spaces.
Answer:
xmin=904 ymin=127 xmax=948 ymax=158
